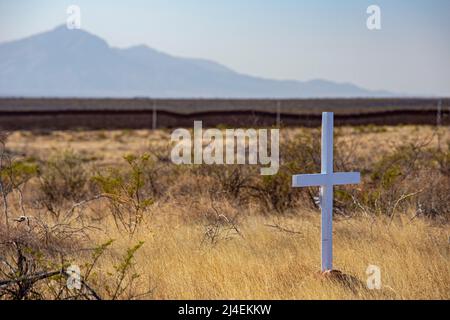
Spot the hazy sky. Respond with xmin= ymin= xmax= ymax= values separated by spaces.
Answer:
xmin=1 ymin=0 xmax=449 ymax=96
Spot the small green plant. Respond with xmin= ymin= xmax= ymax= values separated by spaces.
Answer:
xmin=106 ymin=241 xmax=145 ymax=300
xmin=92 ymin=154 xmax=154 ymax=235
xmin=1 ymin=158 xmax=38 ymax=196
xmin=83 ymin=239 xmax=115 ymax=283
xmin=0 ymin=154 xmax=38 ymax=229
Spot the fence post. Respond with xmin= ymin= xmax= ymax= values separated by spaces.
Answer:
xmin=152 ymin=100 xmax=157 ymax=130
xmin=276 ymin=101 xmax=281 ymax=127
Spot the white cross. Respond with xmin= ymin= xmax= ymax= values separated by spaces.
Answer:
xmin=292 ymin=112 xmax=360 ymax=272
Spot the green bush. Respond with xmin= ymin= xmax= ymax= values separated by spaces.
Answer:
xmin=92 ymin=154 xmax=154 ymax=235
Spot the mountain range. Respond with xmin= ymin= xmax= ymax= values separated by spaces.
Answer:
xmin=0 ymin=25 xmax=394 ymax=98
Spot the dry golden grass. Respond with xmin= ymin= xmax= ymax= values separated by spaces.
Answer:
xmin=2 ymin=125 xmax=449 ymax=300
xmin=86 ymin=207 xmax=449 ymax=300
xmin=6 ymin=125 xmax=444 ymax=165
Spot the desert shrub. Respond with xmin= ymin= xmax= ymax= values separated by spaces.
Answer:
xmin=212 ymin=165 xmax=252 ymax=200
xmin=0 ymin=135 xmax=38 ymax=228
xmin=92 ymin=154 xmax=154 ymax=235
xmin=73 ymin=239 xmax=151 ymax=300
xmin=352 ymin=139 xmax=450 ymax=220
xmin=37 ymin=150 xmax=90 ymax=216
xmin=201 ymin=195 xmax=243 ymax=245
xmin=246 ymin=131 xmax=321 ymax=214
xmin=266 ymin=130 xmax=449 ymax=219
xmin=102 ymin=241 xmax=146 ymax=300
xmin=415 ymin=173 xmax=449 ymax=221
xmin=0 ymin=158 xmax=38 ymax=193
xmin=141 ymin=150 xmax=174 ymax=199
xmin=414 ymin=141 xmax=450 ymax=220
xmin=213 ymin=131 xmax=322 ymax=214
xmin=432 ymin=140 xmax=450 ymax=177
xmin=0 ymin=230 xmax=149 ymax=300
xmin=0 ymin=151 xmax=97 ymax=300
xmin=129 ymin=145 xmax=176 ymax=199
xmin=281 ymin=131 xmax=321 ymax=172
xmin=196 ymin=164 xmax=255 ymax=203
xmin=0 ymin=215 xmax=87 ymax=299
xmin=253 ymin=169 xmax=300 ymax=213
xmin=333 ymin=130 xmax=363 ymax=172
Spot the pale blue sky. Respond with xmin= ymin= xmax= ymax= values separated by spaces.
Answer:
xmin=1 ymin=0 xmax=449 ymax=96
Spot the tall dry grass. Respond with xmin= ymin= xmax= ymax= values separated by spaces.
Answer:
xmin=86 ymin=205 xmax=449 ymax=300
xmin=1 ymin=125 xmax=449 ymax=300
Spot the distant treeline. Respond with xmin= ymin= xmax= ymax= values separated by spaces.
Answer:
xmin=0 ymin=98 xmax=448 ymax=130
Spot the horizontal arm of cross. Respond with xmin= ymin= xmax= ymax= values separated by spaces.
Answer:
xmin=292 ymin=173 xmax=327 ymax=187
xmin=292 ymin=172 xmax=360 ymax=187
xmin=333 ymin=172 xmax=360 ymax=185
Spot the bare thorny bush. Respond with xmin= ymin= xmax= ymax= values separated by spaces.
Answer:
xmin=345 ymin=135 xmax=450 ymax=222
xmin=201 ymin=191 xmax=244 ymax=246
xmin=0 ymin=135 xmax=151 ymax=299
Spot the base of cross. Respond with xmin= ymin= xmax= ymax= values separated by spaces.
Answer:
xmin=315 ymin=269 xmax=365 ymax=292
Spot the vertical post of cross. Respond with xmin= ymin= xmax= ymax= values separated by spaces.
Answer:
xmin=292 ymin=112 xmax=360 ymax=272
xmin=321 ymin=112 xmax=334 ymax=271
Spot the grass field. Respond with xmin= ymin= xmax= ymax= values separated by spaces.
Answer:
xmin=89 ymin=212 xmax=449 ymax=299
xmin=0 ymin=125 xmax=449 ymax=300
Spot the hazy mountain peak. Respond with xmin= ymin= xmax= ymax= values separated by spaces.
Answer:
xmin=0 ymin=25 xmax=394 ymax=98
xmin=13 ymin=25 xmax=109 ymax=50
